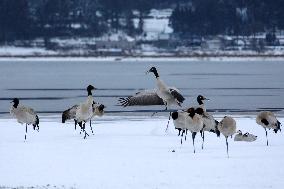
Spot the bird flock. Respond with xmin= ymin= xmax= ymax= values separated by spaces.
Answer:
xmin=9 ymin=66 xmax=282 ymax=157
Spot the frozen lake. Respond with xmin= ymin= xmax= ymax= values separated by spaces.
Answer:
xmin=0 ymin=60 xmax=283 ymax=117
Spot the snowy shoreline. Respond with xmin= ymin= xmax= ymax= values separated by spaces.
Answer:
xmin=1 ymin=55 xmax=284 ymax=62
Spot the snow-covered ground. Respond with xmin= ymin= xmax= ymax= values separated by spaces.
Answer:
xmin=1 ymin=56 xmax=284 ymax=62
xmin=0 ymin=115 xmax=283 ymax=189
xmin=0 ymin=46 xmax=57 ymax=56
xmin=133 ymin=9 xmax=173 ymax=41
xmin=1 ymin=45 xmax=284 ymax=58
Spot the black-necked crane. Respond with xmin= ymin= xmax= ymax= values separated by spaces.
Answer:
xmin=62 ymin=85 xmax=96 ymax=139
xmin=234 ymin=130 xmax=257 ymax=142
xmin=10 ymin=98 xmax=39 ymax=140
xmin=256 ymin=111 xmax=281 ymax=146
xmin=171 ymin=111 xmax=188 ymax=145
xmin=146 ymin=67 xmax=185 ymax=110
xmin=195 ymin=95 xmax=220 ymax=149
xmin=119 ymin=67 xmax=185 ymax=109
xmin=62 ymin=102 xmax=105 ymax=134
xmin=185 ymin=107 xmax=204 ymax=153
xmin=218 ymin=116 xmax=236 ymax=158
xmin=62 ymin=104 xmax=79 ymax=129
xmin=196 ymin=95 xmax=209 ymax=111
xmin=119 ymin=67 xmax=185 ymax=131
xmin=75 ymin=85 xmax=96 ymax=139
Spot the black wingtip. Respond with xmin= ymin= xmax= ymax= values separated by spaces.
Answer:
xmin=62 ymin=112 xmax=67 ymax=123
xmin=98 ymin=104 xmax=105 ymax=111
xmin=261 ymin=119 xmax=269 ymax=126
xmin=118 ymin=97 xmax=130 ymax=107
xmin=195 ymin=107 xmax=204 ymax=115
xmin=215 ymin=120 xmax=219 ymax=126
xmin=171 ymin=111 xmax=179 ymax=120
xmin=215 ymin=122 xmax=221 ymax=137
xmin=178 ymin=95 xmax=185 ymax=103
xmin=278 ymin=121 xmax=282 ymax=132
xmin=274 ymin=120 xmax=282 ymax=133
xmin=33 ymin=115 xmax=39 ymax=131
xmin=169 ymin=89 xmax=185 ymax=103
xmin=35 ymin=115 xmax=39 ymax=125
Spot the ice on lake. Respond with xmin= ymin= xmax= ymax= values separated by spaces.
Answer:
xmin=0 ymin=60 xmax=283 ymax=116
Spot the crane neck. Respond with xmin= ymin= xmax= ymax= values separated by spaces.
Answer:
xmin=189 ymin=112 xmax=195 ymax=118
xmin=87 ymin=90 xmax=93 ymax=96
xmin=197 ymin=98 xmax=203 ymax=105
xmin=153 ymin=70 xmax=159 ymax=78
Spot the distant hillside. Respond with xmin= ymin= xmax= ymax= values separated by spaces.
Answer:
xmin=0 ymin=0 xmax=284 ymax=43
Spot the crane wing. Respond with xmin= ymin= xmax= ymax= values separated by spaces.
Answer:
xmin=62 ymin=104 xmax=79 ymax=123
xmin=118 ymin=90 xmax=164 ymax=107
xmin=169 ymin=88 xmax=185 ymax=103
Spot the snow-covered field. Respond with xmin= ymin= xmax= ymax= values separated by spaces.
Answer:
xmin=0 ymin=115 xmax=283 ymax=189
xmin=0 ymin=46 xmax=57 ymax=56
xmin=1 ymin=56 xmax=284 ymax=62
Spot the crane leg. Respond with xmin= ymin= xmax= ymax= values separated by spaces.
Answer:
xmin=192 ymin=132 xmax=197 ymax=153
xmin=226 ymin=136 xmax=229 ymax=158
xmin=265 ymin=128 xmax=269 ymax=146
xmin=165 ymin=112 xmax=171 ymax=132
xmin=25 ymin=124 xmax=28 ymax=141
xmin=202 ymin=130 xmax=205 ymax=150
xmin=89 ymin=120 xmax=94 ymax=135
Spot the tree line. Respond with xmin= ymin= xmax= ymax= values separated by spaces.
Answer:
xmin=0 ymin=0 xmax=284 ymax=43
xmin=170 ymin=0 xmax=284 ymax=37
xmin=1 ymin=0 xmax=182 ymax=42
